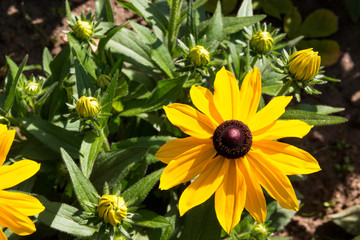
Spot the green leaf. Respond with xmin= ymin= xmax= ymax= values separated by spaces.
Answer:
xmin=280 ymin=110 xmax=348 ymax=126
xmin=99 ymin=70 xmax=118 ymax=127
xmin=284 ymin=7 xmax=302 ymax=38
xmin=237 ymin=0 xmax=253 ymax=17
xmin=297 ymin=39 xmax=341 ymax=67
xmin=74 ymin=59 xmax=96 ymax=97
xmin=288 ymin=104 xmax=344 ymax=115
xmin=120 ymin=75 xmax=187 ymax=116
xmin=20 ymin=117 xmax=82 ymax=159
xmin=122 ymin=168 xmax=163 ymax=206
xmin=95 ymin=0 xmax=114 ymax=23
xmin=135 ymin=209 xmax=171 ymax=228
xmin=4 ymin=55 xmax=28 ymax=113
xmin=267 ymin=201 xmax=296 ymax=232
xmin=67 ymin=34 xmax=97 ymax=79
xmin=65 ymin=0 xmax=72 ymax=21
xmin=330 ymin=205 xmax=360 ymax=235
xmin=204 ymin=1 xmax=223 ymax=44
xmin=346 ymin=0 xmax=360 ymax=22
xmin=261 ymin=0 xmax=293 ymax=19
xmin=223 ymin=15 xmax=266 ymax=36
xmin=299 ymin=9 xmax=338 ymax=38
xmin=37 ymin=196 xmax=97 ymax=237
xmin=129 ymin=21 xmax=175 ymax=78
xmin=180 ymin=196 xmax=222 ymax=240
xmin=90 ymin=147 xmax=148 ymax=190
xmin=42 ymin=47 xmax=53 ymax=76
xmin=112 ymin=136 xmax=173 ymax=164
xmin=61 ymin=148 xmax=99 ymax=212
xmin=106 ymin=28 xmax=155 ymax=70
xmin=124 ymin=0 xmax=169 ymax=34
xmin=80 ymin=131 xmax=104 ymax=178
xmin=45 ymin=44 xmax=71 ymax=87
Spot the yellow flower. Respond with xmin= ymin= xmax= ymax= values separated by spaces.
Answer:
xmin=73 ymin=20 xmax=93 ymax=41
xmin=97 ymin=195 xmax=127 ymax=227
xmin=0 ymin=124 xmax=44 ymax=239
xmin=155 ymin=67 xmax=321 ymax=233
xmin=189 ymin=45 xmax=210 ymax=66
xmin=75 ymin=96 xmax=100 ymax=118
xmin=250 ymin=30 xmax=274 ymax=54
xmin=288 ymin=48 xmax=321 ymax=82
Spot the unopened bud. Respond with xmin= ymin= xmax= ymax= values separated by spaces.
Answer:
xmin=75 ymin=96 xmax=99 ymax=118
xmin=25 ymin=81 xmax=41 ymax=96
xmin=189 ymin=45 xmax=210 ymax=66
xmin=250 ymin=30 xmax=274 ymax=54
xmin=73 ymin=20 xmax=93 ymax=41
xmin=97 ymin=195 xmax=127 ymax=227
xmin=288 ymin=48 xmax=321 ymax=82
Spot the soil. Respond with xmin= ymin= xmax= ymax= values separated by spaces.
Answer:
xmin=0 ymin=0 xmax=359 ymax=240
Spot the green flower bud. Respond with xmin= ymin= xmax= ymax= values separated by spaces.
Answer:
xmin=251 ymin=223 xmax=268 ymax=240
xmin=288 ymin=48 xmax=321 ymax=82
xmin=75 ymin=96 xmax=100 ymax=118
xmin=73 ymin=20 xmax=93 ymax=41
xmin=250 ymin=30 xmax=274 ymax=54
xmin=96 ymin=74 xmax=111 ymax=89
xmin=97 ymin=195 xmax=127 ymax=227
xmin=24 ymin=81 xmax=41 ymax=96
xmin=189 ymin=45 xmax=210 ymax=66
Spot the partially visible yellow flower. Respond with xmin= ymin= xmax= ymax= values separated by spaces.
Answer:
xmin=250 ymin=30 xmax=274 ymax=54
xmin=97 ymin=195 xmax=127 ymax=227
xmin=75 ymin=96 xmax=100 ymax=118
xmin=96 ymin=74 xmax=111 ymax=89
xmin=156 ymin=67 xmax=321 ymax=233
xmin=288 ymin=48 xmax=321 ymax=82
xmin=0 ymin=124 xmax=45 ymax=239
xmin=24 ymin=81 xmax=41 ymax=96
xmin=73 ymin=20 xmax=93 ymax=41
xmin=189 ymin=45 xmax=210 ymax=66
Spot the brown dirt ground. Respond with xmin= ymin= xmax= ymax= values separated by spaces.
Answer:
xmin=1 ymin=0 xmax=360 ymax=239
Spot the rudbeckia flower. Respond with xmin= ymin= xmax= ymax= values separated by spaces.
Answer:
xmin=155 ymin=67 xmax=321 ymax=233
xmin=0 ymin=125 xmax=45 ymax=239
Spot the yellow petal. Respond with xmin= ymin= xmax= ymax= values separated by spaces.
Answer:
xmin=238 ymin=156 xmax=267 ymax=223
xmin=247 ymin=151 xmax=299 ymax=211
xmin=155 ymin=137 xmax=211 ymax=164
xmin=164 ymin=104 xmax=216 ymax=139
xmin=0 ymin=129 xmax=15 ymax=166
xmin=159 ymin=140 xmax=216 ymax=190
xmin=190 ymin=86 xmax=223 ymax=125
xmin=0 ymin=191 xmax=45 ymax=216
xmin=179 ymin=155 xmax=226 ymax=216
xmin=248 ymin=96 xmax=292 ymax=132
xmin=215 ymin=160 xmax=246 ymax=233
xmin=0 ymin=229 xmax=7 ymax=240
xmin=213 ymin=67 xmax=240 ymax=121
xmin=252 ymin=140 xmax=321 ymax=175
xmin=238 ymin=68 xmax=262 ymax=122
xmin=0 ymin=160 xmax=40 ymax=190
xmin=0 ymin=201 xmax=36 ymax=236
xmin=253 ymin=120 xmax=312 ymax=141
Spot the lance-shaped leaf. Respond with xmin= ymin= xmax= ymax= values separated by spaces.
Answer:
xmin=134 ymin=209 xmax=171 ymax=228
xmin=37 ymin=195 xmax=97 ymax=237
xmin=179 ymin=196 xmax=222 ymax=240
xmin=90 ymin=147 xmax=148 ymax=190
xmin=330 ymin=205 xmax=360 ymax=236
xmin=80 ymin=131 xmax=104 ymax=178
xmin=20 ymin=117 xmax=82 ymax=159
xmin=61 ymin=148 xmax=99 ymax=212
xmin=95 ymin=0 xmax=114 ymax=23
xmin=122 ymin=168 xmax=163 ymax=207
xmin=4 ymin=55 xmax=28 ymax=113
xmin=280 ymin=110 xmax=347 ymax=126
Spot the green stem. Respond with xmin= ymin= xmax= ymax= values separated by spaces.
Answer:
xmin=100 ymin=128 xmax=110 ymax=151
xmin=250 ymin=55 xmax=259 ymax=68
xmin=276 ymin=78 xmax=293 ymax=96
xmin=168 ymin=0 xmax=182 ymax=54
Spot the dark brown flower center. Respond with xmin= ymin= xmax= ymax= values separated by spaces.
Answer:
xmin=213 ymin=120 xmax=252 ymax=159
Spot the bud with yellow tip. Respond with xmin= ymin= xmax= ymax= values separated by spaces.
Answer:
xmin=25 ymin=81 xmax=41 ymax=96
xmin=288 ymin=48 xmax=321 ymax=82
xmin=75 ymin=96 xmax=100 ymax=118
xmin=189 ymin=45 xmax=210 ymax=67
xmin=250 ymin=30 xmax=274 ymax=54
xmin=97 ymin=195 xmax=128 ymax=227
xmin=73 ymin=20 xmax=93 ymax=41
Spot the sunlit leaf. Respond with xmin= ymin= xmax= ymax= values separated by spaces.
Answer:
xmin=299 ymin=9 xmax=338 ymax=38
